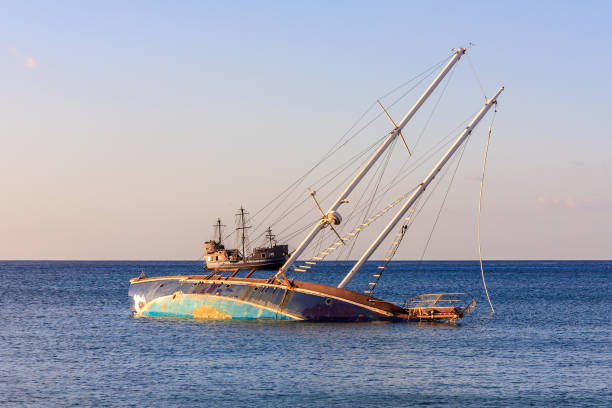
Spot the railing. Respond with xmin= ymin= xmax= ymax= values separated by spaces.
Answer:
xmin=402 ymin=292 xmax=476 ymax=313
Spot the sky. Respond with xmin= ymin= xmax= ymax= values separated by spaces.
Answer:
xmin=1 ymin=1 xmax=611 ymax=260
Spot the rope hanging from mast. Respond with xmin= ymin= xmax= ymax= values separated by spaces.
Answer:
xmin=478 ymin=106 xmax=497 ymax=314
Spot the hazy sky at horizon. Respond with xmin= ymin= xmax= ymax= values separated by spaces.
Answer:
xmin=2 ymin=1 xmax=611 ymax=260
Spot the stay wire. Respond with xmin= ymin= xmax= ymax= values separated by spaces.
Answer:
xmin=301 ymin=63 xmax=460 ymax=254
xmin=248 ymin=55 xmax=451 ymax=230
xmin=276 ymin=133 xmax=391 ymax=242
xmin=365 ymin=62 xmax=458 ymax=221
xmin=467 ymin=54 xmax=487 ymax=100
xmin=343 ymin=137 xmax=398 ymax=260
xmin=272 ymin=140 xmax=384 ymax=243
xmin=313 ymin=111 xmax=476 ymax=254
xmin=414 ymin=136 xmax=470 ymax=275
xmin=379 ymin=54 xmax=453 ymax=100
xmin=250 ymin=56 xmax=452 ymax=241
xmin=252 ymin=132 xmax=388 ymax=241
xmin=289 ymin=111 xmax=475 ymax=261
xmin=412 ymin=61 xmax=458 ymax=154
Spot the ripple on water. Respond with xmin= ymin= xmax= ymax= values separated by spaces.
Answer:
xmin=0 ymin=260 xmax=610 ymax=407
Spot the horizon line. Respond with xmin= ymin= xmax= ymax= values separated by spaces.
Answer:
xmin=1 ymin=259 xmax=610 ymax=262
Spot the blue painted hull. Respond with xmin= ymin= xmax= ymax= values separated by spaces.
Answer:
xmin=128 ymin=276 xmax=419 ymax=322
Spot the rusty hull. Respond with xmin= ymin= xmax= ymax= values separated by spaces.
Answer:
xmin=129 ymin=275 xmax=464 ymax=322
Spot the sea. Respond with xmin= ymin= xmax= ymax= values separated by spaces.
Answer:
xmin=0 ymin=260 xmax=610 ymax=407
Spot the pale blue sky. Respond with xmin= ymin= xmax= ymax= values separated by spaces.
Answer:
xmin=1 ymin=1 xmax=611 ymax=260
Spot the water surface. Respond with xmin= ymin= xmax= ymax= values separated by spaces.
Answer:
xmin=1 ymin=260 xmax=610 ymax=407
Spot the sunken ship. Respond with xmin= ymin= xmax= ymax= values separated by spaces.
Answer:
xmin=129 ymin=47 xmax=501 ymax=322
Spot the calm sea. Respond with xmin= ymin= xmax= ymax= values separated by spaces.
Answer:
xmin=0 ymin=260 xmax=610 ymax=407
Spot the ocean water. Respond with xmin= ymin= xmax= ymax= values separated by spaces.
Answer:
xmin=0 ymin=260 xmax=610 ymax=407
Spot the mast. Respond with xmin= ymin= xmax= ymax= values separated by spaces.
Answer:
xmin=337 ymin=86 xmax=504 ymax=288
xmin=235 ymin=207 xmax=250 ymax=260
xmin=213 ymin=218 xmax=224 ymax=243
xmin=265 ymin=227 xmax=275 ymax=248
xmin=275 ymin=48 xmax=466 ymax=278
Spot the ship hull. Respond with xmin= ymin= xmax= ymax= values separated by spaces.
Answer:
xmin=129 ymin=275 xmax=464 ymax=322
xmin=205 ymin=257 xmax=286 ymax=271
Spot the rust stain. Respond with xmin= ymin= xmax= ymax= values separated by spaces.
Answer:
xmin=192 ymin=306 xmax=231 ymax=319
xmin=161 ymin=304 xmax=166 ymax=312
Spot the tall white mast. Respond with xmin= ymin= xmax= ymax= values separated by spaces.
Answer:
xmin=337 ymin=86 xmax=504 ymax=288
xmin=274 ymin=48 xmax=467 ymax=278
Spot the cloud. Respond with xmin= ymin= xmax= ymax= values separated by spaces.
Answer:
xmin=25 ymin=57 xmax=37 ymax=68
xmin=465 ymin=175 xmax=482 ymax=182
xmin=535 ymin=195 xmax=573 ymax=210
xmin=8 ymin=47 xmax=38 ymax=68
xmin=564 ymin=197 xmax=576 ymax=209
xmin=534 ymin=195 xmax=597 ymax=211
xmin=570 ymin=160 xmax=585 ymax=167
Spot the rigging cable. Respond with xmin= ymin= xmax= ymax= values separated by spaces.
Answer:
xmin=374 ymin=113 xmax=476 ymax=202
xmin=253 ymin=133 xmax=388 ymax=244
xmin=272 ymin=134 xmax=391 ymax=244
xmin=296 ymin=62 xmax=459 ymax=260
xmin=467 ymin=53 xmax=487 ymax=101
xmin=362 ymin=62 xmax=458 ymax=230
xmin=280 ymin=110 xmax=480 ymax=270
xmin=283 ymin=111 xmax=481 ymax=269
xmin=290 ymin=108 xmax=483 ymax=273
xmin=478 ymin=106 xmax=497 ymax=314
xmin=415 ymin=136 xmax=471 ymax=274
xmin=247 ymin=55 xmax=452 ymax=237
xmin=359 ymin=145 xmax=461 ymax=293
xmin=290 ymin=185 xmax=420 ymax=271
xmin=207 ymin=54 xmax=455 ymax=250
xmin=343 ymin=136 xmax=399 ymax=260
